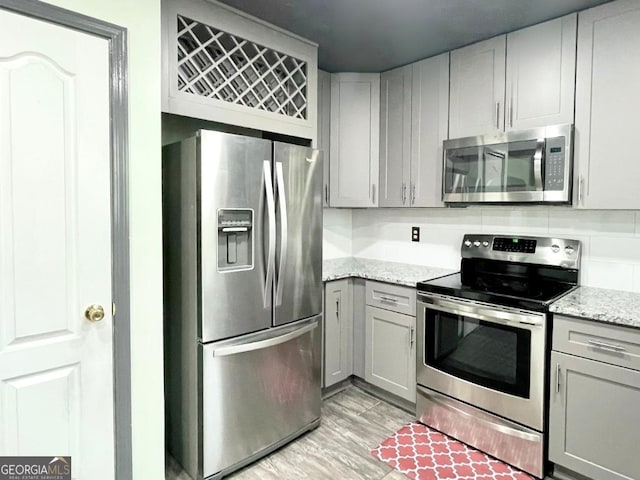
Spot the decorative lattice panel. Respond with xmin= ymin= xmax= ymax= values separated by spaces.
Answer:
xmin=176 ymin=15 xmax=308 ymax=120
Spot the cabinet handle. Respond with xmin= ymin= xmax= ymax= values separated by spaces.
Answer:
xmin=556 ymin=363 xmax=561 ymax=394
xmin=371 ymin=184 xmax=376 ymax=204
xmin=496 ymin=102 xmax=500 ymax=130
xmin=410 ymin=326 xmax=415 ymax=347
xmin=325 ymin=184 xmax=329 ymax=204
xmin=588 ymin=339 xmax=625 ymax=353
xmin=578 ymin=176 xmax=585 ymax=204
xmin=336 ymin=298 xmax=340 ymax=321
xmin=402 ymin=183 xmax=406 ymax=205
xmin=379 ymin=295 xmax=398 ymax=303
xmin=509 ymin=98 xmax=514 ymax=129
xmin=411 ymin=183 xmax=416 ymax=205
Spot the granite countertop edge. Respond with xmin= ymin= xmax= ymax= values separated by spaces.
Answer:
xmin=322 ymin=257 xmax=456 ymax=288
xmin=549 ymin=286 xmax=640 ymax=330
xmin=324 ymin=259 xmax=640 ymax=329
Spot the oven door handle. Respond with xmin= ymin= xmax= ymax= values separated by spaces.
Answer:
xmin=418 ymin=296 xmax=544 ymax=329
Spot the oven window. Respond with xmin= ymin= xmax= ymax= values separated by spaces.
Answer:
xmin=425 ymin=309 xmax=531 ymax=398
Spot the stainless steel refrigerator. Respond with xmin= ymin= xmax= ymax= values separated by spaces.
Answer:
xmin=163 ymin=130 xmax=323 ymax=480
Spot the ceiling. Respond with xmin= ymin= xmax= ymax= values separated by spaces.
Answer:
xmin=217 ymin=0 xmax=614 ymax=72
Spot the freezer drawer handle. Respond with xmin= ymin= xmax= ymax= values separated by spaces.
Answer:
xmin=211 ymin=322 xmax=318 ymax=357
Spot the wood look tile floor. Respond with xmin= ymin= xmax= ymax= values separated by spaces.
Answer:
xmin=165 ymin=386 xmax=413 ymax=480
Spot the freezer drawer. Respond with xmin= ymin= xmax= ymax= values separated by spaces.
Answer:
xmin=201 ymin=315 xmax=322 ymax=478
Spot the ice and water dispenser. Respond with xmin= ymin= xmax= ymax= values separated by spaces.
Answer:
xmin=217 ymin=209 xmax=253 ymax=271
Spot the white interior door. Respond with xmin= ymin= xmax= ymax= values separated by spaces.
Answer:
xmin=0 ymin=8 xmax=114 ymax=479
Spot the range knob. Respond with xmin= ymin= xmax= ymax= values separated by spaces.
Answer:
xmin=551 ymin=244 xmax=560 ymax=253
xmin=464 ymin=240 xmax=472 ymax=247
xmin=473 ymin=241 xmax=481 ymax=248
xmin=482 ymin=241 xmax=489 ymax=248
xmin=565 ymin=246 xmax=575 ymax=255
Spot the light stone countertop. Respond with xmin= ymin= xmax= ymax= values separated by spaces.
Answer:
xmin=324 ymin=259 xmax=640 ymax=329
xmin=323 ymin=257 xmax=456 ymax=288
xmin=550 ymin=286 xmax=640 ymax=330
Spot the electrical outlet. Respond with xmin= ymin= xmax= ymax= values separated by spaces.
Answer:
xmin=411 ymin=226 xmax=420 ymax=242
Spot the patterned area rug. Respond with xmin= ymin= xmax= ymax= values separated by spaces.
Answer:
xmin=371 ymin=423 xmax=535 ymax=480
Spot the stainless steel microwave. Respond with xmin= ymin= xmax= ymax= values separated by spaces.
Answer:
xmin=442 ymin=124 xmax=573 ymax=204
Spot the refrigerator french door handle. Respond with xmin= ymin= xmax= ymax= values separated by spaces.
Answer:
xmin=275 ymin=162 xmax=288 ymax=306
xmin=263 ymin=161 xmax=276 ymax=308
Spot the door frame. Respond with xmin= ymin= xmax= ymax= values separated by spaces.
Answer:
xmin=0 ymin=1 xmax=132 ymax=478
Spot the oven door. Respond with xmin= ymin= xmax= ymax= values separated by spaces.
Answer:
xmin=417 ymin=293 xmax=546 ymax=430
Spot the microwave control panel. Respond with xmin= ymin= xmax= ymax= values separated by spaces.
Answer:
xmin=544 ymin=136 xmax=566 ymax=191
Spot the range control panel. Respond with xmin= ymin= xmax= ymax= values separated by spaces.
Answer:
xmin=492 ymin=237 xmax=537 ymax=253
xmin=461 ymin=234 xmax=581 ymax=269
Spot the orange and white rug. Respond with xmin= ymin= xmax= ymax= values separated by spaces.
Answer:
xmin=371 ymin=423 xmax=535 ymax=480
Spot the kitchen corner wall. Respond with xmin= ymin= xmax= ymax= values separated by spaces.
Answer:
xmin=323 ymin=208 xmax=353 ymax=258
xmin=324 ymin=207 xmax=640 ymax=293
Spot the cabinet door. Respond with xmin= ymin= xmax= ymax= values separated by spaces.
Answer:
xmin=410 ymin=53 xmax=449 ymax=207
xmin=330 ymin=73 xmax=380 ymax=207
xmin=365 ymin=306 xmax=416 ymax=402
xmin=379 ymin=65 xmax=412 ymax=207
xmin=324 ymin=280 xmax=353 ymax=387
xmin=506 ymin=14 xmax=576 ymax=131
xmin=449 ymin=36 xmax=506 ymax=138
xmin=318 ymin=69 xmax=331 ymax=207
xmin=575 ymin=0 xmax=640 ymax=209
xmin=549 ymin=351 xmax=640 ymax=480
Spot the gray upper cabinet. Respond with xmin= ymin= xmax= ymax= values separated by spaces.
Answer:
xmin=575 ymin=0 xmax=640 ymax=209
xmin=449 ymin=35 xmax=506 ymax=139
xmin=411 ymin=53 xmax=450 ymax=207
xmin=549 ymin=315 xmax=640 ymax=480
xmin=324 ymin=280 xmax=353 ymax=388
xmin=317 ymin=69 xmax=331 ymax=207
xmin=379 ymin=55 xmax=450 ymax=208
xmin=379 ymin=65 xmax=412 ymax=207
xmin=330 ymin=73 xmax=380 ymax=207
xmin=505 ymin=14 xmax=576 ymax=131
xmin=161 ymin=0 xmax=318 ymax=140
xmin=450 ymin=14 xmax=576 ymax=139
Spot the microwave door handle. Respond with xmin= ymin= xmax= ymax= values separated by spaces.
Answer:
xmin=533 ymin=139 xmax=545 ymax=191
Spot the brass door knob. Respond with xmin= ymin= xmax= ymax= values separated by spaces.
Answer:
xmin=85 ymin=304 xmax=105 ymax=322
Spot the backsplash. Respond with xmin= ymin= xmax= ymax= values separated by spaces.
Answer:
xmin=323 ymin=207 xmax=640 ymax=293
xmin=323 ymin=208 xmax=353 ymax=259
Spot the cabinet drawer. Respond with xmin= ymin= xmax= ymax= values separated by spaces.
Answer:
xmin=365 ymin=281 xmax=416 ymax=316
xmin=553 ymin=315 xmax=640 ymax=371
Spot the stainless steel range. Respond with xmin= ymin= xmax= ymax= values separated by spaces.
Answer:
xmin=416 ymin=234 xmax=581 ymax=479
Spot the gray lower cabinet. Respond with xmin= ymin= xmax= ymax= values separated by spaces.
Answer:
xmin=364 ymin=305 xmax=416 ymax=402
xmin=549 ymin=316 xmax=640 ymax=480
xmin=324 ymin=279 xmax=353 ymax=387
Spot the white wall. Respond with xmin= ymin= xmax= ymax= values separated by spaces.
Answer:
xmin=344 ymin=207 xmax=640 ymax=293
xmin=41 ymin=1 xmax=164 ymax=478
xmin=323 ymin=208 xmax=353 ymax=258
